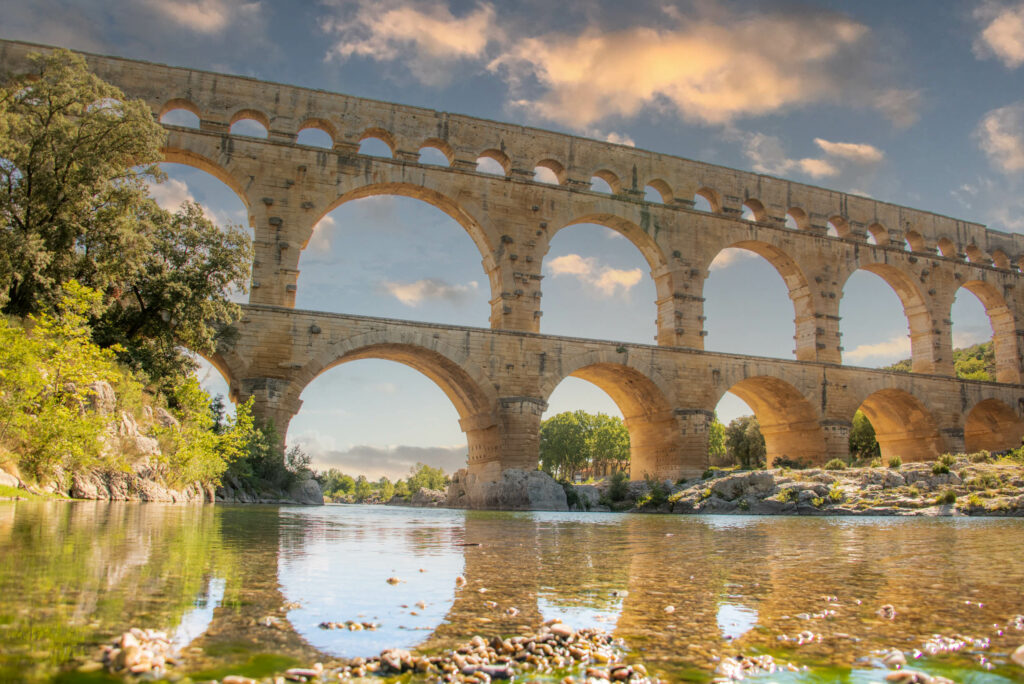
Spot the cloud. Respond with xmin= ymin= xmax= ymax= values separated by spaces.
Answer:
xmin=296 ymin=441 xmax=469 ymax=480
xmin=321 ymin=0 xmax=500 ymax=85
xmin=546 ymin=254 xmax=643 ymax=296
xmin=307 ymin=215 xmax=336 ymax=252
xmin=148 ymin=178 xmax=195 ymax=212
xmin=814 ymin=138 xmax=885 ymax=164
xmin=144 ymin=0 xmax=261 ymax=34
xmin=709 ymin=248 xmax=757 ymax=272
xmin=975 ymin=1 xmax=1024 ymax=68
xmin=844 ymin=335 xmax=910 ymax=363
xmin=977 ymin=103 xmax=1024 ymax=172
xmin=381 ymin=278 xmax=479 ymax=306
xmin=872 ymin=89 xmax=922 ymax=129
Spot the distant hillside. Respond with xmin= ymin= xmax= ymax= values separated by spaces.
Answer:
xmin=883 ymin=341 xmax=995 ymax=381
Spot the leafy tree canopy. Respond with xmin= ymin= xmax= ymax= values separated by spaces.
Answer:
xmin=539 ymin=410 xmax=629 ymax=481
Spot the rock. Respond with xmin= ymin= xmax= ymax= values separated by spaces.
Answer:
xmin=882 ymin=649 xmax=907 ymax=668
xmin=446 ymin=469 xmax=568 ymax=511
xmin=572 ymin=484 xmax=601 ymax=510
xmin=0 ymin=469 xmax=20 ymax=490
xmin=410 ymin=487 xmax=446 ymax=506
xmin=71 ymin=471 xmax=109 ymax=500
xmin=1012 ymin=643 xmax=1024 ymax=667
xmin=548 ymin=623 xmax=574 ymax=638
xmin=710 ymin=471 xmax=776 ymax=501
xmin=287 ymin=477 xmax=324 ymax=505
xmin=153 ymin=407 xmax=179 ymax=429
xmin=87 ymin=381 xmax=117 ymax=415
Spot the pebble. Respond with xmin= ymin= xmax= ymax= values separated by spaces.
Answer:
xmin=1012 ymin=644 xmax=1024 ymax=667
xmin=386 ymin=576 xmax=401 ymax=585
xmin=878 ymin=604 xmax=897 ymax=620
xmin=882 ymin=649 xmax=907 ymax=668
xmin=664 ymin=605 xmax=675 ymax=614
xmin=455 ymin=575 xmax=467 ymax=587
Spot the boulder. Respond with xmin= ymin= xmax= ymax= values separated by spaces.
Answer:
xmin=0 ymin=469 xmax=21 ymax=490
xmin=71 ymin=471 xmax=109 ymax=500
xmin=710 ymin=471 xmax=776 ymax=501
xmin=572 ymin=484 xmax=601 ymax=510
xmin=115 ymin=411 xmax=160 ymax=456
xmin=153 ymin=408 xmax=179 ymax=429
xmin=87 ymin=381 xmax=117 ymax=415
xmin=410 ymin=488 xmax=446 ymax=506
xmin=446 ymin=469 xmax=568 ymax=511
xmin=288 ymin=477 xmax=324 ymax=505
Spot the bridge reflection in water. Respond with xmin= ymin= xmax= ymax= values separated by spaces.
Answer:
xmin=2 ymin=503 xmax=1024 ymax=681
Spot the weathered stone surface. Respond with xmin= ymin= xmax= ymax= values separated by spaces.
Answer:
xmin=288 ymin=478 xmax=324 ymax=505
xmin=446 ymin=469 xmax=567 ymax=511
xmin=0 ymin=469 xmax=22 ymax=490
xmin=153 ymin=408 xmax=179 ymax=429
xmin=711 ymin=471 xmax=776 ymax=501
xmin=87 ymin=381 xmax=117 ymax=415
xmin=409 ymin=488 xmax=446 ymax=507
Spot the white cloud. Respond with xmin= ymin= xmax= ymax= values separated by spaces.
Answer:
xmin=814 ymin=138 xmax=885 ymax=164
xmin=975 ymin=1 xmax=1024 ymax=68
xmin=148 ymin=178 xmax=195 ymax=212
xmin=145 ymin=0 xmax=260 ymax=34
xmin=977 ymin=103 xmax=1024 ymax=172
xmin=709 ymin=248 xmax=757 ymax=272
xmin=844 ymin=335 xmax=910 ymax=363
xmin=321 ymin=0 xmax=500 ymax=85
xmin=381 ymin=278 xmax=479 ymax=306
xmin=308 ymin=215 xmax=336 ymax=252
xmin=872 ymin=89 xmax=921 ymax=129
xmin=953 ymin=328 xmax=991 ymax=349
xmin=547 ymin=254 xmax=642 ymax=297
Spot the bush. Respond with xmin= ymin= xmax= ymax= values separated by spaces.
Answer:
xmin=931 ymin=461 xmax=950 ymax=475
xmin=969 ymin=450 xmax=992 ymax=463
xmin=776 ymin=488 xmax=796 ymax=503
xmin=701 ymin=469 xmax=715 ymax=480
xmin=828 ymin=483 xmax=845 ymax=502
xmin=967 ymin=493 xmax=983 ymax=508
xmin=888 ymin=456 xmax=902 ymax=469
xmin=642 ymin=473 xmax=670 ymax=508
xmin=869 ymin=458 xmax=882 ymax=468
xmin=811 ymin=496 xmax=824 ymax=507
xmin=771 ymin=456 xmax=809 ymax=470
xmin=935 ymin=489 xmax=957 ymax=505
xmin=606 ymin=470 xmax=630 ymax=502
xmin=823 ymin=458 xmax=847 ymax=471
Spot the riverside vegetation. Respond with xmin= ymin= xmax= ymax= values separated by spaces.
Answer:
xmin=0 ymin=49 xmax=314 ymax=501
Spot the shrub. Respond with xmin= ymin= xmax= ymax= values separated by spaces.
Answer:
xmin=823 ymin=458 xmax=847 ymax=471
xmin=811 ymin=496 xmax=824 ymax=507
xmin=907 ymin=484 xmax=920 ymax=497
xmin=828 ymin=483 xmax=845 ymax=503
xmin=777 ymin=488 xmax=796 ymax=503
xmin=701 ymin=469 xmax=715 ymax=480
xmin=559 ymin=480 xmax=587 ymax=510
xmin=737 ymin=498 xmax=750 ymax=511
xmin=969 ymin=450 xmax=992 ymax=463
xmin=869 ymin=458 xmax=882 ymax=468
xmin=931 ymin=462 xmax=950 ymax=475
xmin=606 ymin=470 xmax=630 ymax=502
xmin=967 ymin=493 xmax=983 ymax=508
xmin=935 ymin=489 xmax=957 ymax=505
xmin=772 ymin=456 xmax=809 ymax=470
xmin=643 ymin=473 xmax=670 ymax=508
xmin=888 ymin=456 xmax=902 ymax=469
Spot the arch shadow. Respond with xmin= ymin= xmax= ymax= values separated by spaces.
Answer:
xmin=857 ymin=388 xmax=944 ymax=462
xmin=964 ymin=398 xmax=1024 ymax=453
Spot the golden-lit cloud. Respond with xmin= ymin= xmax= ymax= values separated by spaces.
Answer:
xmin=741 ymin=133 xmax=884 ymax=179
xmin=814 ymin=138 xmax=885 ymax=164
xmin=975 ymin=1 xmax=1024 ymax=68
xmin=547 ymin=254 xmax=642 ymax=297
xmin=381 ymin=278 xmax=479 ymax=306
xmin=977 ymin=103 xmax=1024 ymax=172
xmin=146 ymin=0 xmax=260 ymax=34
xmin=844 ymin=335 xmax=910 ymax=363
xmin=709 ymin=248 xmax=757 ymax=272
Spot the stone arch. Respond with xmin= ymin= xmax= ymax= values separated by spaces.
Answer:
xmin=158 ymin=145 xmax=251 ymax=213
xmin=476 ymin=149 xmax=510 ymax=176
xmin=297 ymin=117 xmax=337 ymax=144
xmin=549 ymin=212 xmax=669 ymax=277
xmin=841 ymin=264 xmax=935 ymax=373
xmin=645 ymin=178 xmax=673 ymax=203
xmin=159 ymin=97 xmax=201 ymax=120
xmin=856 ymin=388 xmax=944 ymax=462
xmin=742 ymin=198 xmax=767 ymax=222
xmin=358 ymin=127 xmax=396 ymax=155
xmin=937 ymin=237 xmax=957 ymax=258
xmin=866 ymin=222 xmax=887 ymax=245
xmin=965 ymin=244 xmax=990 ymax=265
xmin=290 ymin=335 xmax=499 ymax=473
xmin=828 ymin=215 xmax=850 ymax=238
xmin=786 ymin=207 xmax=810 ymax=230
xmin=905 ymin=230 xmax=926 ymax=252
xmin=419 ymin=137 xmax=454 ymax=165
xmin=534 ymin=158 xmax=566 ymax=185
xmin=716 ymin=375 xmax=826 ymax=466
xmin=695 ymin=187 xmax=722 ymax=213
xmin=192 ymin=348 xmax=242 ymax=403
xmin=307 ymin=181 xmax=499 ymax=298
xmin=964 ymin=398 xmax=1024 ymax=453
xmin=590 ymin=169 xmax=622 ymax=194
xmin=955 ymin=280 xmax=1020 ymax=383
xmin=229 ymin=108 xmax=270 ymax=131
xmin=705 ymin=240 xmax=815 ymax=360
xmin=540 ymin=352 xmax=687 ymax=479
xmin=992 ymin=249 xmax=1011 ymax=270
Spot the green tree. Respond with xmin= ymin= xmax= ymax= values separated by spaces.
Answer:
xmin=884 ymin=340 xmax=995 ymax=381
xmin=848 ymin=410 xmax=880 ymax=460
xmin=0 ymin=49 xmax=165 ymax=316
xmin=725 ymin=415 xmax=766 ymax=469
xmin=539 ymin=410 xmax=592 ymax=480
xmin=394 ymin=479 xmax=410 ymax=499
xmin=353 ymin=475 xmax=373 ymax=502
xmin=377 ymin=476 xmax=395 ymax=501
xmin=406 ymin=463 xmax=447 ymax=494
xmin=707 ymin=415 xmax=726 ymax=461
xmin=587 ymin=414 xmax=630 ymax=475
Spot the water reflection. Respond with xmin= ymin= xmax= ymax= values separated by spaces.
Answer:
xmin=1 ymin=503 xmax=1023 ymax=682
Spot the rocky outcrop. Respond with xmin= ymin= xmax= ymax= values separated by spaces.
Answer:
xmin=288 ymin=477 xmax=325 ymax=505
xmin=68 ymin=468 xmax=208 ymax=502
xmin=445 ymin=468 xmax=568 ymax=511
xmin=216 ymin=472 xmax=324 ymax=505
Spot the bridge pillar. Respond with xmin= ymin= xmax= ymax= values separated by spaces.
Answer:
xmin=247 ymin=201 xmax=318 ymax=309
xmin=907 ymin=302 xmax=955 ymax=376
xmin=821 ymin=420 xmax=852 ymax=462
xmin=653 ymin=266 xmax=704 ymax=348
xmin=940 ymin=427 xmax=966 ymax=455
xmin=474 ymin=397 xmax=546 ymax=481
xmin=238 ymin=377 xmax=303 ymax=438
xmin=489 ymin=225 xmax=543 ymax=333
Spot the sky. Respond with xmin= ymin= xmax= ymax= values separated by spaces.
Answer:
xmin=5 ymin=0 xmax=1023 ymax=478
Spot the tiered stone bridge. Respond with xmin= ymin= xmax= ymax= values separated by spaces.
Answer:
xmin=4 ymin=40 xmax=1024 ymax=480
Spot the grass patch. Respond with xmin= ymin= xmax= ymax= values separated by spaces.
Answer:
xmin=0 ymin=484 xmax=49 ymax=500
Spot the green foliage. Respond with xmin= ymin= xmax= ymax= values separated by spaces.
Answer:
xmin=823 ymin=458 xmax=847 ymax=471
xmin=931 ymin=462 xmax=950 ymax=475
xmin=884 ymin=341 xmax=995 ymax=381
xmin=394 ymin=479 xmax=410 ymax=499
xmin=869 ymin=458 xmax=882 ymax=467
xmin=406 ymin=462 xmax=448 ymax=494
xmin=967 ymin=492 xmax=983 ymax=508
xmin=559 ymin=479 xmax=587 ymax=510
xmin=0 ymin=282 xmax=119 ymax=477
xmin=606 ymin=470 xmax=630 ymax=502
xmin=539 ymin=410 xmax=629 ymax=480
xmin=377 ymin=477 xmax=395 ymax=501
xmin=811 ymin=496 xmax=824 ymax=507
xmin=776 ymin=487 xmax=796 ymax=503
xmin=640 ymin=473 xmax=670 ymax=508
xmin=848 ymin=410 xmax=880 ymax=460
xmin=707 ymin=415 xmax=726 ymax=461
xmin=318 ymin=463 xmax=449 ymax=503
xmin=0 ymin=49 xmax=165 ymax=316
xmin=353 ymin=475 xmax=373 ymax=502
xmin=724 ymin=415 xmax=766 ymax=469
xmin=828 ymin=482 xmax=845 ymax=502
xmin=935 ymin=489 xmax=957 ymax=505
xmin=888 ymin=455 xmax=902 ymax=469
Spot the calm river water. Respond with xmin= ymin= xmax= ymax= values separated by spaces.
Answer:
xmin=1 ymin=502 xmax=1023 ymax=682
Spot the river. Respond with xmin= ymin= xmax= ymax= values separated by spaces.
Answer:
xmin=0 ymin=502 xmax=1022 ymax=682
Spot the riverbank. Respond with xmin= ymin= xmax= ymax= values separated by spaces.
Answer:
xmin=595 ymin=456 xmax=1024 ymax=516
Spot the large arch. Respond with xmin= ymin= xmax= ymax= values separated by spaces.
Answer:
xmin=964 ymin=398 xmax=1024 ymax=453
xmin=856 ymin=388 xmax=944 ymax=462
xmin=288 ymin=335 xmax=499 ymax=475
xmin=307 ymin=182 xmax=499 ymax=298
xmin=840 ymin=264 xmax=936 ymax=373
xmin=540 ymin=353 xmax=689 ymax=479
xmin=955 ymin=281 xmax=1020 ymax=383
xmin=704 ymin=240 xmax=816 ymax=361
xmin=548 ymin=213 xmax=669 ymax=275
xmin=160 ymin=144 xmax=251 ymax=215
xmin=716 ymin=376 xmax=826 ymax=467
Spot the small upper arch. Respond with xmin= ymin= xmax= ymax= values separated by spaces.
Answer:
xmin=991 ymin=249 xmax=1011 ymax=270
xmin=159 ymin=97 xmax=201 ymax=121
xmin=645 ymin=179 xmax=673 ymax=204
xmin=937 ymin=237 xmax=957 ymax=258
xmin=229 ymin=108 xmax=271 ymax=129
xmin=742 ymin=198 xmax=767 ymax=222
xmin=786 ymin=206 xmax=810 ymax=230
xmin=865 ymin=221 xmax=887 ymax=245
xmin=476 ymin=149 xmax=510 ymax=176
xmin=695 ymin=187 xmax=722 ymax=213
xmin=904 ymin=230 xmax=926 ymax=252
xmin=534 ymin=158 xmax=566 ymax=185
xmin=358 ymin=127 xmax=397 ymax=156
xmin=828 ymin=215 xmax=850 ymax=238
xmin=297 ymin=117 xmax=337 ymax=144
xmin=589 ymin=169 xmax=622 ymax=194
xmin=419 ymin=137 xmax=455 ymax=166
xmin=965 ymin=244 xmax=991 ymax=265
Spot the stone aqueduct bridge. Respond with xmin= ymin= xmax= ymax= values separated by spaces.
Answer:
xmin=5 ymin=40 xmax=1024 ymax=480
